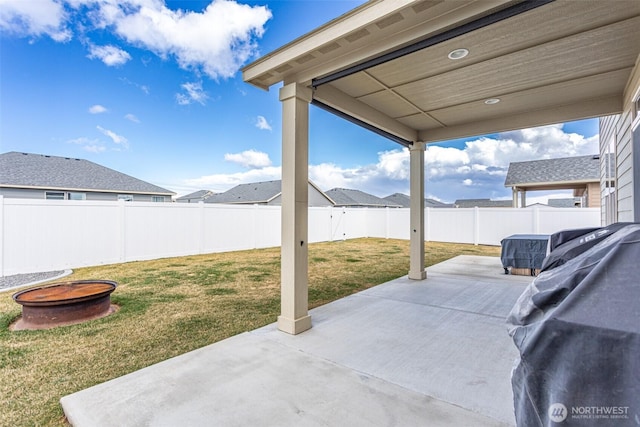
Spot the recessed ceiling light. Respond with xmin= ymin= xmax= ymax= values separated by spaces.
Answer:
xmin=447 ymin=48 xmax=469 ymax=60
xmin=484 ymin=98 xmax=501 ymax=105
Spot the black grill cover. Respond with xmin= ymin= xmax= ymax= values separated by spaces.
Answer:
xmin=541 ymin=223 xmax=632 ymax=272
xmin=507 ymin=223 xmax=640 ymax=426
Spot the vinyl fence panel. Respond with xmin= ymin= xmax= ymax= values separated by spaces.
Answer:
xmin=0 ymin=196 xmax=601 ymax=276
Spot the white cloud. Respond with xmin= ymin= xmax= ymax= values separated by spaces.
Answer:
xmin=83 ymin=144 xmax=107 ymax=153
xmin=176 ymin=81 xmax=208 ymax=105
xmin=124 ymin=113 xmax=140 ymax=123
xmin=90 ymin=0 xmax=272 ymax=79
xmin=183 ymin=123 xmax=600 ymax=201
xmin=255 ymin=115 xmax=271 ymax=131
xmin=120 ymin=77 xmax=150 ymax=94
xmin=184 ymin=166 xmax=282 ymax=192
xmin=87 ymin=44 xmax=131 ymax=66
xmin=67 ymin=136 xmax=106 ymax=153
xmin=88 ymin=104 xmax=108 ymax=114
xmin=0 ymin=0 xmax=71 ymax=41
xmin=97 ymin=125 xmax=129 ymax=149
xmin=2 ymin=0 xmax=271 ymax=78
xmin=224 ymin=149 xmax=272 ymax=169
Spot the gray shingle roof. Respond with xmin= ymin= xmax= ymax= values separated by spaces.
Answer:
xmin=454 ymin=198 xmax=512 ymax=208
xmin=205 ymin=180 xmax=283 ymax=204
xmin=176 ymin=190 xmax=215 ymax=202
xmin=326 ymin=188 xmax=401 ymax=208
xmin=0 ymin=152 xmax=174 ymax=195
xmin=383 ymin=193 xmax=410 ymax=207
xmin=383 ymin=193 xmax=452 ymax=208
xmin=504 ymin=155 xmax=600 ymax=187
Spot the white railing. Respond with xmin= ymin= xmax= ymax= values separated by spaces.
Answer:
xmin=0 ymin=196 xmax=601 ymax=276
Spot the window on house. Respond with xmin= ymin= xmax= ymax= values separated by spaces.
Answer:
xmin=45 ymin=191 xmax=65 ymax=200
xmin=118 ymin=194 xmax=134 ymax=202
xmin=152 ymin=196 xmax=165 ymax=202
xmin=68 ymin=192 xmax=86 ymax=200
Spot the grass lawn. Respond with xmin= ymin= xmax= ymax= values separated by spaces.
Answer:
xmin=0 ymin=238 xmax=500 ymax=426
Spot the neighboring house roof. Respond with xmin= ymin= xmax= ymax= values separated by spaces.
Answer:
xmin=383 ymin=193 xmax=452 ymax=208
xmin=205 ymin=180 xmax=334 ymax=205
xmin=383 ymin=193 xmax=410 ymax=207
xmin=426 ymin=198 xmax=453 ymax=208
xmin=176 ymin=190 xmax=215 ymax=203
xmin=206 ymin=180 xmax=283 ymax=204
xmin=0 ymin=152 xmax=174 ymax=195
xmin=454 ymin=199 xmax=512 ymax=208
xmin=504 ymin=155 xmax=601 ymax=190
xmin=327 ymin=188 xmax=401 ymax=208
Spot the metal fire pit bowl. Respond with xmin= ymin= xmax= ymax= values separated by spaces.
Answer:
xmin=12 ymin=280 xmax=117 ymax=330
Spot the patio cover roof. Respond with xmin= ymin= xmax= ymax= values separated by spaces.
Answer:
xmin=243 ymin=0 xmax=640 ymax=145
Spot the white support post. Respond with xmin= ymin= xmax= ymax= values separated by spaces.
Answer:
xmin=409 ymin=142 xmax=426 ymax=280
xmin=512 ymin=188 xmax=518 ymax=208
xmin=278 ymin=82 xmax=312 ymax=335
xmin=520 ymin=190 xmax=527 ymax=209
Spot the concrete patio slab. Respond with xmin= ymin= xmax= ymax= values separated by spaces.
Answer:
xmin=61 ymin=255 xmax=533 ymax=426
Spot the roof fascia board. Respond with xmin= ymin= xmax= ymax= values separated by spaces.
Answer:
xmin=623 ymin=53 xmax=640 ymax=106
xmin=507 ymin=179 xmax=598 ymax=188
xmin=242 ymin=0 xmax=415 ymax=87
xmin=0 ymin=184 xmax=175 ymax=196
xmin=313 ymin=84 xmax=417 ymax=144
xmin=419 ymin=94 xmax=622 ymax=143
xmin=243 ymin=0 xmax=515 ymax=89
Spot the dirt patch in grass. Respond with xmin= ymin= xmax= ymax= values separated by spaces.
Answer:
xmin=0 ymin=238 xmax=499 ymax=426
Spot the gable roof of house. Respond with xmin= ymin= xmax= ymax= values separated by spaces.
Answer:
xmin=176 ymin=190 xmax=215 ymax=202
xmin=0 ymin=152 xmax=174 ymax=195
xmin=206 ymin=180 xmax=283 ymax=204
xmin=383 ymin=193 xmax=452 ymax=208
xmin=205 ymin=180 xmax=333 ymax=205
xmin=327 ymin=188 xmax=401 ymax=208
xmin=454 ymin=198 xmax=512 ymax=208
xmin=504 ymin=155 xmax=601 ymax=189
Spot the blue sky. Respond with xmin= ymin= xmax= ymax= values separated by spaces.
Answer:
xmin=0 ymin=0 xmax=599 ymax=203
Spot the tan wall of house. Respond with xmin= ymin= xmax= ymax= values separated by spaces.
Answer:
xmin=585 ymin=182 xmax=600 ymax=208
xmin=600 ymin=56 xmax=640 ymax=223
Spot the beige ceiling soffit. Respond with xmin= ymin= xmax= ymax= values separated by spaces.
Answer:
xmin=361 ymin=70 xmax=445 ymax=127
xmin=419 ymin=94 xmax=622 ymax=143
xmin=243 ymin=0 xmax=515 ymax=89
xmin=313 ymin=84 xmax=417 ymax=143
xmin=294 ymin=1 xmax=516 ymax=88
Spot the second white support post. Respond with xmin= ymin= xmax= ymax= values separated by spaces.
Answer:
xmin=409 ymin=142 xmax=426 ymax=280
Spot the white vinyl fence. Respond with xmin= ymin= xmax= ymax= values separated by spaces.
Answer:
xmin=0 ymin=196 xmax=601 ymax=276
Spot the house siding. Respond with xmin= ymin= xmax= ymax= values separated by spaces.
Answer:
xmin=600 ymin=58 xmax=640 ymax=223
xmin=600 ymin=115 xmax=617 ymax=224
xmin=0 ymin=187 xmax=168 ymax=202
